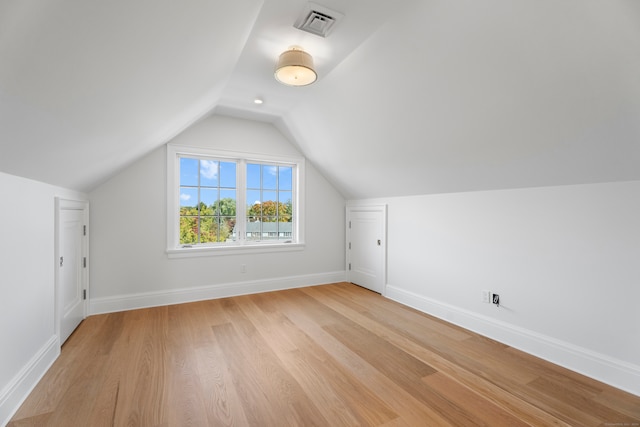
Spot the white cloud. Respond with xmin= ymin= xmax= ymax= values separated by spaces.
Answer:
xmin=180 ymin=193 xmax=191 ymax=201
xmin=266 ymin=166 xmax=277 ymax=175
xmin=200 ymin=160 xmax=218 ymax=180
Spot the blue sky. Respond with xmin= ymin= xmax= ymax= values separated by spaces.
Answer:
xmin=179 ymin=158 xmax=292 ymax=208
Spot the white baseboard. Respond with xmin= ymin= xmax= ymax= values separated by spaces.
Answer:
xmin=385 ymin=284 xmax=640 ymax=397
xmin=90 ymin=271 xmax=347 ymax=315
xmin=0 ymin=336 xmax=60 ymax=427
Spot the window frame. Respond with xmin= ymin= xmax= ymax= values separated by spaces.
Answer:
xmin=166 ymin=144 xmax=305 ymax=258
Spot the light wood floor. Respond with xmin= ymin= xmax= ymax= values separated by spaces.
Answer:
xmin=9 ymin=283 xmax=640 ymax=426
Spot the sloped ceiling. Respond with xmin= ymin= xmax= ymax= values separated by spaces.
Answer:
xmin=282 ymin=0 xmax=640 ymax=198
xmin=1 ymin=0 xmax=639 ymax=199
xmin=0 ymin=0 xmax=262 ymax=191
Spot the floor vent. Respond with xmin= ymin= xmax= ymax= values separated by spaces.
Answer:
xmin=294 ymin=3 xmax=343 ymax=38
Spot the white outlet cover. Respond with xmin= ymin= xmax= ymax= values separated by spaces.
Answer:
xmin=482 ymin=290 xmax=491 ymax=303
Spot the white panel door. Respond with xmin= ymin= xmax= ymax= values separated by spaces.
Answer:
xmin=347 ymin=206 xmax=386 ymax=294
xmin=59 ymin=207 xmax=86 ymax=344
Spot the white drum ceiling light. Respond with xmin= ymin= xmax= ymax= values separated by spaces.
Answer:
xmin=274 ymin=47 xmax=317 ymax=86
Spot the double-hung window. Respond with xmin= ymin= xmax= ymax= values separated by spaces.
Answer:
xmin=166 ymin=144 xmax=305 ymax=257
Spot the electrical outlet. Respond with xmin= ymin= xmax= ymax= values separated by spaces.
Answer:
xmin=492 ymin=293 xmax=500 ymax=306
xmin=241 ymin=264 xmax=246 ymax=273
xmin=482 ymin=290 xmax=491 ymax=303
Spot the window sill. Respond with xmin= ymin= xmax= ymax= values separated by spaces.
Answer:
xmin=166 ymin=242 xmax=305 ymax=259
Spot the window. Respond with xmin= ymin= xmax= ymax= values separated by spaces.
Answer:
xmin=179 ymin=158 xmax=237 ymax=244
xmin=246 ymin=163 xmax=293 ymax=242
xmin=167 ymin=144 xmax=305 ymax=257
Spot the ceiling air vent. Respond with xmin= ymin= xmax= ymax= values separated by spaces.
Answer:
xmin=294 ymin=3 xmax=344 ymax=38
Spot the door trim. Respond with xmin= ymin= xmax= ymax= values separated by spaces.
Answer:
xmin=55 ymin=198 xmax=89 ymax=346
xmin=346 ymin=204 xmax=387 ymax=295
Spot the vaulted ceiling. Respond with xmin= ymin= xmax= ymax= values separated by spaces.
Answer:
xmin=1 ymin=0 xmax=639 ymax=199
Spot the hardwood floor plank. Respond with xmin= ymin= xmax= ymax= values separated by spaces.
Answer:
xmin=422 ymin=372 xmax=530 ymax=427
xmin=324 ymin=321 xmax=485 ymax=426
xmin=85 ymin=313 xmax=134 ymax=427
xmin=324 ymin=319 xmax=438 ymax=380
xmin=274 ymin=290 xmax=456 ymax=426
xmin=9 ymin=317 xmax=101 ymax=420
xmin=11 ymin=317 xmax=116 ymax=426
xmin=245 ymin=292 xmax=399 ymax=426
xmin=40 ymin=354 xmax=111 ymax=427
xmin=319 ymin=284 xmax=471 ymax=341
xmin=211 ymin=299 xmax=330 ymax=426
xmin=9 ymin=282 xmax=640 ymax=426
xmin=186 ymin=299 xmax=252 ymax=426
xmin=308 ymin=285 xmax=537 ymax=391
xmin=164 ymin=304 xmax=211 ymax=427
xmin=294 ymin=285 xmax=574 ymax=426
xmin=527 ymin=376 xmax=639 ymax=426
xmin=592 ymin=387 xmax=640 ymax=420
xmin=5 ymin=411 xmax=53 ymax=427
xmin=504 ymin=345 xmax=607 ymax=395
xmin=117 ymin=307 xmax=168 ymax=426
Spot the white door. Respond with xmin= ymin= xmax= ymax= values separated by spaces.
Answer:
xmin=347 ymin=206 xmax=386 ymax=294
xmin=57 ymin=201 xmax=87 ymax=344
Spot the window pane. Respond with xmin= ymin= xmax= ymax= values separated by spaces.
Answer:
xmin=180 ymin=216 xmax=198 ymax=245
xmin=220 ymin=161 xmax=236 ymax=188
xmin=245 ymin=219 xmax=261 ymax=241
xmin=262 ymin=165 xmax=277 ymax=190
xmin=247 ymin=190 xmax=261 ymax=221
xmin=200 ymin=160 xmax=218 ymax=187
xmin=247 ymin=163 xmax=260 ymax=188
xmin=279 ymin=166 xmax=292 ymax=190
xmin=279 ymin=190 xmax=292 ymax=203
xmin=279 ymin=191 xmax=292 ymax=214
xmin=280 ymin=222 xmax=292 ymax=239
xmin=272 ymin=201 xmax=287 ymax=220
xmin=263 ymin=190 xmax=277 ymax=203
xmin=221 ymin=217 xmax=236 ymax=242
xmin=180 ymin=158 xmax=199 ymax=187
xmin=199 ymin=217 xmax=217 ymax=243
xmin=247 ymin=189 xmax=261 ymax=206
xmin=254 ymin=219 xmax=290 ymax=241
xmin=219 ymin=190 xmax=236 ymax=216
xmin=247 ymin=205 xmax=260 ymax=221
xmin=200 ymin=188 xmax=217 ymax=215
xmin=179 ymin=187 xmax=198 ymax=208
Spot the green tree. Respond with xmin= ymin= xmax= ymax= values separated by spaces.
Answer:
xmin=213 ymin=197 xmax=236 ymax=216
xmin=179 ymin=215 xmax=198 ymax=244
xmin=248 ymin=200 xmax=292 ymax=222
xmin=180 ymin=198 xmax=237 ymax=244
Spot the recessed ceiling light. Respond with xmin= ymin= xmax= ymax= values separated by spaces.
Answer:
xmin=254 ymin=98 xmax=264 ymax=105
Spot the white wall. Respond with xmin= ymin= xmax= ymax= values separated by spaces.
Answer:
xmin=350 ymin=180 xmax=640 ymax=396
xmin=88 ymin=115 xmax=345 ymax=313
xmin=0 ymin=171 xmax=86 ymax=426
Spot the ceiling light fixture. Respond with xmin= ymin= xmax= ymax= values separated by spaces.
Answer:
xmin=274 ymin=47 xmax=317 ymax=86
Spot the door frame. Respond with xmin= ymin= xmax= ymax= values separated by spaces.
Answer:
xmin=346 ymin=204 xmax=387 ymax=295
xmin=55 ymin=198 xmax=89 ymax=346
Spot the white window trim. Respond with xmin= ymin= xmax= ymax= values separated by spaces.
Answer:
xmin=166 ymin=144 xmax=305 ymax=258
